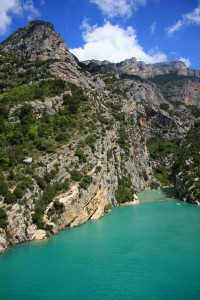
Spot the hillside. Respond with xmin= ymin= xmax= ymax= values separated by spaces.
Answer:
xmin=0 ymin=20 xmax=200 ymax=253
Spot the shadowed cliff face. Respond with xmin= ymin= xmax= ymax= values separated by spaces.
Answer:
xmin=0 ymin=20 xmax=200 ymax=254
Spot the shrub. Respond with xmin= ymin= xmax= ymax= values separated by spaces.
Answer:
xmin=53 ymin=200 xmax=64 ymax=212
xmin=70 ymin=170 xmax=83 ymax=181
xmin=104 ymin=203 xmax=112 ymax=213
xmin=80 ymin=175 xmax=93 ymax=189
xmin=35 ymin=176 xmax=46 ymax=189
xmin=75 ymin=148 xmax=86 ymax=163
xmin=95 ymin=166 xmax=102 ymax=174
xmin=0 ymin=207 xmax=7 ymax=229
xmin=44 ymin=169 xmax=57 ymax=184
xmin=55 ymin=132 xmax=70 ymax=142
xmin=42 ymin=187 xmax=55 ymax=204
xmin=35 ymin=199 xmax=46 ymax=213
xmin=3 ymin=190 xmax=17 ymax=204
xmin=154 ymin=166 xmax=171 ymax=186
xmin=32 ymin=212 xmax=45 ymax=229
xmin=107 ymin=150 xmax=112 ymax=160
xmin=63 ymin=94 xmax=80 ymax=114
xmin=0 ymin=179 xmax=9 ymax=197
xmin=14 ymin=187 xmax=24 ymax=199
xmin=118 ymin=127 xmax=129 ymax=151
xmin=115 ymin=176 xmax=134 ymax=203
xmin=159 ymin=103 xmax=169 ymax=111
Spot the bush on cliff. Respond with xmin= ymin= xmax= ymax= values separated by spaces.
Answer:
xmin=0 ymin=207 xmax=7 ymax=229
xmin=115 ymin=176 xmax=134 ymax=203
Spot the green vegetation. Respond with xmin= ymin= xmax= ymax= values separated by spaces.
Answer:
xmin=0 ymin=176 xmax=17 ymax=204
xmin=154 ymin=165 xmax=172 ymax=186
xmin=118 ymin=126 xmax=130 ymax=154
xmin=104 ymin=203 xmax=112 ymax=213
xmin=115 ymin=176 xmax=134 ymax=203
xmin=0 ymin=81 xmax=90 ymax=172
xmin=0 ymin=207 xmax=7 ymax=229
xmin=1 ymin=79 xmax=66 ymax=107
xmin=149 ymin=72 xmax=196 ymax=86
xmin=32 ymin=180 xmax=69 ymax=229
xmin=70 ymin=170 xmax=83 ymax=182
xmin=75 ymin=148 xmax=86 ymax=163
xmin=63 ymin=83 xmax=87 ymax=114
xmin=159 ymin=103 xmax=169 ymax=111
xmin=189 ymin=105 xmax=200 ymax=118
xmin=85 ymin=134 xmax=97 ymax=152
xmin=53 ymin=200 xmax=64 ymax=212
xmin=147 ymin=138 xmax=179 ymax=161
xmin=79 ymin=175 xmax=93 ymax=190
xmin=120 ymin=73 xmax=146 ymax=82
xmin=107 ymin=150 xmax=112 ymax=160
xmin=147 ymin=138 xmax=179 ymax=186
xmin=0 ymin=53 xmax=59 ymax=92
xmin=32 ymin=199 xmax=46 ymax=229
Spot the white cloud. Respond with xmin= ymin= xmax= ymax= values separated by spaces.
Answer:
xmin=23 ymin=0 xmax=40 ymax=21
xmin=166 ymin=3 xmax=200 ymax=36
xmin=0 ymin=0 xmax=20 ymax=35
xmin=89 ymin=0 xmax=147 ymax=18
xmin=150 ymin=21 xmax=156 ymax=34
xmin=70 ymin=21 xmax=167 ymax=63
xmin=178 ymin=57 xmax=191 ymax=67
xmin=0 ymin=0 xmax=40 ymax=35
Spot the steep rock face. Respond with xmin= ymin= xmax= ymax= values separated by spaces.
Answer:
xmin=166 ymin=80 xmax=200 ymax=108
xmin=0 ymin=20 xmax=68 ymax=61
xmin=173 ymin=122 xmax=200 ymax=204
xmin=82 ymin=58 xmax=200 ymax=79
xmin=118 ymin=59 xmax=189 ymax=78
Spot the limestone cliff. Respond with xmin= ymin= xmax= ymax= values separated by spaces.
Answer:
xmin=82 ymin=58 xmax=200 ymax=79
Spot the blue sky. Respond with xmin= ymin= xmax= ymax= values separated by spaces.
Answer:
xmin=0 ymin=0 xmax=200 ymax=69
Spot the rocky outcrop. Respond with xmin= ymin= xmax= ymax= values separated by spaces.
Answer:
xmin=0 ymin=20 xmax=68 ymax=61
xmin=166 ymin=79 xmax=200 ymax=108
xmin=0 ymin=229 xmax=8 ymax=254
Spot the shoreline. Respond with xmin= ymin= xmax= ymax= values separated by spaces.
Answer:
xmin=119 ymin=199 xmax=139 ymax=206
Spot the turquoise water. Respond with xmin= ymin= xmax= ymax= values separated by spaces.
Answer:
xmin=0 ymin=189 xmax=200 ymax=300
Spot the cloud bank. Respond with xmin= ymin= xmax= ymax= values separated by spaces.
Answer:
xmin=0 ymin=0 xmax=40 ymax=35
xmin=166 ymin=3 xmax=200 ymax=36
xmin=70 ymin=21 xmax=167 ymax=63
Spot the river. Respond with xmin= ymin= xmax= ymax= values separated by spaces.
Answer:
xmin=0 ymin=188 xmax=200 ymax=300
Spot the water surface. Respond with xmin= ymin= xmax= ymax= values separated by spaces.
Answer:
xmin=0 ymin=189 xmax=200 ymax=300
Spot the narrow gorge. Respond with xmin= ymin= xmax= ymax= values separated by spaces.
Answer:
xmin=0 ymin=20 xmax=200 ymax=254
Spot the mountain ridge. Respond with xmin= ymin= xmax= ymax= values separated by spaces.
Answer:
xmin=1 ymin=20 xmax=200 ymax=78
xmin=81 ymin=57 xmax=200 ymax=79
